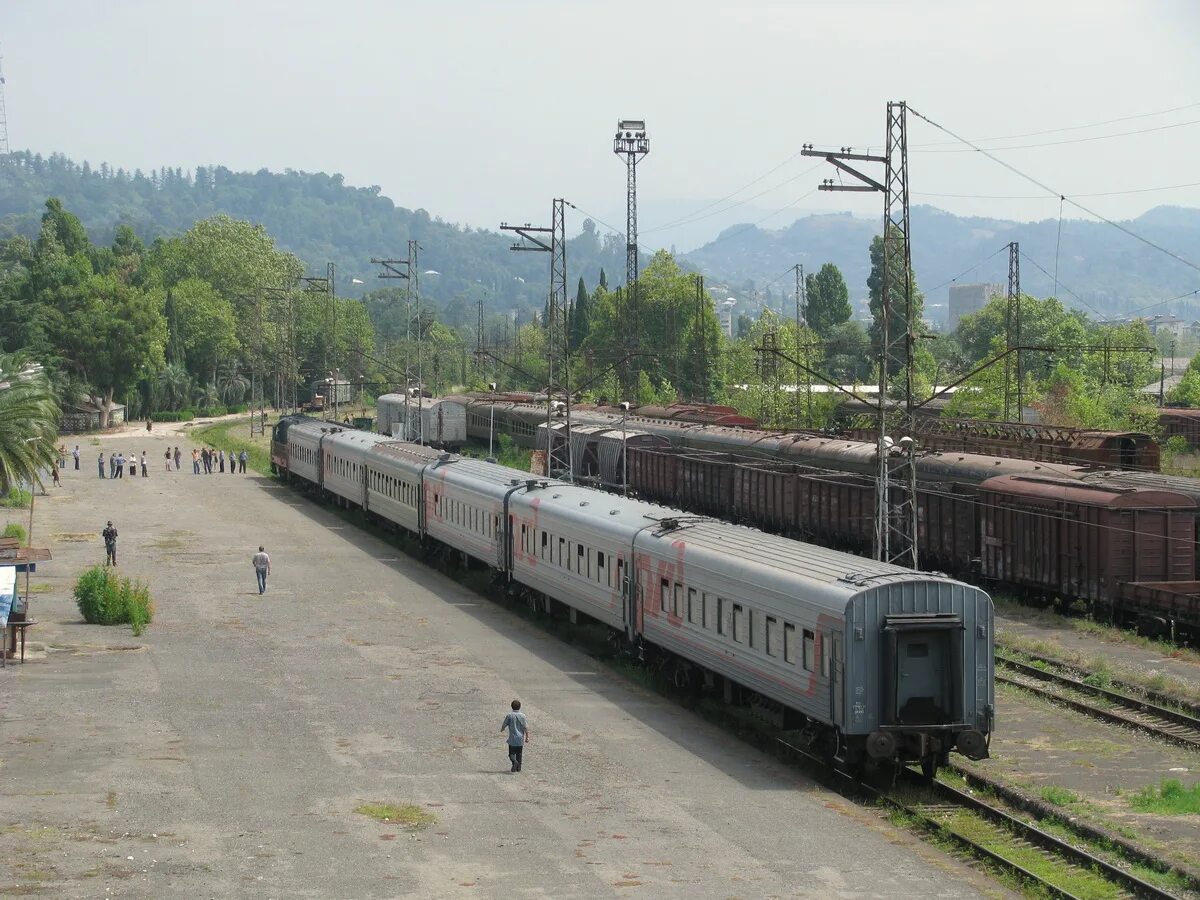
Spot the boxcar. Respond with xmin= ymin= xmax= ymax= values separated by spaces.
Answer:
xmin=977 ymin=475 xmax=1197 ymax=608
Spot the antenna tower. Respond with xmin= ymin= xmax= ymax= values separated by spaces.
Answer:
xmin=0 ymin=45 xmax=10 ymax=155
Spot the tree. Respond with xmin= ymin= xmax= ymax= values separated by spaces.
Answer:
xmin=866 ymin=231 xmax=926 ymax=377
xmin=804 ymin=263 xmax=851 ymax=337
xmin=1168 ymin=354 xmax=1200 ymax=407
xmin=569 ymin=277 xmax=590 ymax=351
xmin=0 ymin=353 xmax=60 ymax=493
xmin=824 ymin=321 xmax=872 ymax=384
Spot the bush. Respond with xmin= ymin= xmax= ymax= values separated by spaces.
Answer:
xmin=151 ymin=410 xmax=195 ymax=423
xmin=0 ymin=488 xmax=32 ymax=509
xmin=1164 ymin=435 xmax=1191 ymax=456
xmin=73 ymin=565 xmax=155 ymax=636
xmin=225 ymin=403 xmax=249 ymax=415
xmin=2 ymin=522 xmax=27 ymax=543
xmin=195 ymin=406 xmax=224 ymax=418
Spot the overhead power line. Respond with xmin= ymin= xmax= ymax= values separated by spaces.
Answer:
xmin=914 ymin=178 xmax=1200 ymax=200
xmin=913 ymin=117 xmax=1200 ymax=153
xmin=907 ymin=105 xmax=1200 ymax=277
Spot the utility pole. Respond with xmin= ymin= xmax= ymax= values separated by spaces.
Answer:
xmin=802 ymin=101 xmax=918 ymax=568
xmin=301 ymin=264 xmax=337 ymax=420
xmin=613 ymin=120 xmax=648 ymax=400
xmin=0 ymin=44 xmax=10 ymax=157
xmin=475 ymin=294 xmax=485 ymax=375
xmin=370 ymin=245 xmax=422 ymax=440
xmin=1004 ymin=242 xmax=1022 ymax=422
xmin=500 ymin=200 xmax=572 ymax=480
xmin=694 ymin=275 xmax=709 ymax=403
xmin=793 ymin=263 xmax=810 ymax=425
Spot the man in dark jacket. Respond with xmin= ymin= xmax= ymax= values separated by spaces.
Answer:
xmin=102 ymin=521 xmax=118 ymax=566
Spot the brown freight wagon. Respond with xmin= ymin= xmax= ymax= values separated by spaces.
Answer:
xmin=676 ymin=451 xmax=736 ymax=518
xmin=626 ymin=446 xmax=681 ymax=505
xmin=1116 ymin=581 xmax=1200 ymax=641
xmin=1158 ymin=408 xmax=1200 ymax=450
xmin=977 ymin=475 xmax=1196 ymax=610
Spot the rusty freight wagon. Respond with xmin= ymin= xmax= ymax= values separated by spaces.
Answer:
xmin=976 ymin=475 xmax=1196 ymax=611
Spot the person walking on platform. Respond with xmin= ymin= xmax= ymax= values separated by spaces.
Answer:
xmin=239 ymin=449 xmax=248 ymax=473
xmin=174 ymin=446 xmax=181 ymax=470
xmin=227 ymin=449 xmax=236 ymax=477
xmin=102 ymin=521 xmax=118 ymax=566
xmin=192 ymin=448 xmax=201 ymax=475
xmin=98 ymin=451 xmax=106 ymax=478
xmin=165 ymin=448 xmax=172 ymax=471
xmin=252 ymin=545 xmax=271 ymax=594
xmin=218 ymin=449 xmax=225 ymax=473
xmin=51 ymin=462 xmax=61 ymax=487
xmin=109 ymin=452 xmax=116 ymax=478
xmin=115 ymin=452 xmax=125 ymax=478
xmin=500 ymin=700 xmax=531 ymax=772
xmin=73 ymin=445 xmax=80 ymax=470
xmin=140 ymin=451 xmax=148 ymax=478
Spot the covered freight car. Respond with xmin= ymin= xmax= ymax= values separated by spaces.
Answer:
xmin=977 ymin=475 xmax=1196 ymax=611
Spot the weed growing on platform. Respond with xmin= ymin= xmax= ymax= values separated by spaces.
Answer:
xmin=0 ymin=488 xmax=32 ymax=508
xmin=354 ymin=803 xmax=435 ymax=830
xmin=73 ymin=566 xmax=155 ymax=636
xmin=1128 ymin=780 xmax=1200 ymax=815
xmin=3 ymin=522 xmax=27 ymax=542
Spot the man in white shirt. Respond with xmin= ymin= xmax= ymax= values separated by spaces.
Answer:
xmin=252 ymin=546 xmax=271 ymax=594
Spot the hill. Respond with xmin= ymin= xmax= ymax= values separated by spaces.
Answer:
xmin=680 ymin=205 xmax=1200 ymax=324
xmin=2 ymin=151 xmax=1198 ymax=327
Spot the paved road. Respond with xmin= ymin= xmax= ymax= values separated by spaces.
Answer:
xmin=1 ymin=435 xmax=995 ymax=897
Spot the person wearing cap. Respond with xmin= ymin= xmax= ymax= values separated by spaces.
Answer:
xmin=102 ymin=521 xmax=118 ymax=566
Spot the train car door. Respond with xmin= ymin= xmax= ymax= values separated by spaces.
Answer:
xmin=829 ymin=633 xmax=844 ymax=727
xmin=882 ymin=614 xmax=963 ymax=726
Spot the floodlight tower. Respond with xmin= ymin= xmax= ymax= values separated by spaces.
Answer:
xmin=613 ymin=119 xmax=648 ymax=397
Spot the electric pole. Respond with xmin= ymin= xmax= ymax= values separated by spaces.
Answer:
xmin=500 ymin=200 xmax=572 ymax=480
xmin=694 ymin=275 xmax=709 ymax=403
xmin=370 ymin=244 xmax=422 ymax=441
xmin=802 ymin=101 xmax=919 ymax=568
xmin=301 ymin=263 xmax=338 ymax=420
xmin=613 ymin=119 xmax=648 ymax=400
xmin=0 ymin=44 xmax=10 ymax=156
xmin=793 ymin=263 xmax=809 ymax=425
xmin=1004 ymin=241 xmax=1022 ymax=422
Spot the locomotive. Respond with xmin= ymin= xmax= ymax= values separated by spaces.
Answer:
xmin=271 ymin=415 xmax=994 ymax=776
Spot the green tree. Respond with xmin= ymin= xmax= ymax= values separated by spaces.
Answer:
xmin=804 ymin=263 xmax=851 ymax=337
xmin=1168 ymin=354 xmax=1200 ymax=407
xmin=569 ymin=277 xmax=590 ymax=351
xmin=0 ymin=353 xmax=60 ymax=493
xmin=866 ymin=231 xmax=926 ymax=377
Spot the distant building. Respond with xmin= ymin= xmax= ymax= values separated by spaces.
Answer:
xmin=718 ymin=299 xmax=736 ymax=338
xmin=60 ymin=399 xmax=126 ymax=433
xmin=1142 ymin=314 xmax=1194 ymax=337
xmin=948 ymin=282 xmax=1004 ymax=330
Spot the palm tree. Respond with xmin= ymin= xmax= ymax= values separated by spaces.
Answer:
xmin=218 ymin=369 xmax=249 ymax=405
xmin=193 ymin=381 xmax=220 ymax=409
xmin=157 ymin=363 xmax=191 ymax=412
xmin=0 ymin=353 xmax=60 ymax=494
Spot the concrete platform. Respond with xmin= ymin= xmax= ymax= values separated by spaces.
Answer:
xmin=0 ymin=434 xmax=996 ymax=897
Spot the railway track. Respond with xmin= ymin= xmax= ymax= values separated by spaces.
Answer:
xmin=776 ymin=738 xmax=1184 ymax=899
xmin=996 ymin=655 xmax=1200 ymax=752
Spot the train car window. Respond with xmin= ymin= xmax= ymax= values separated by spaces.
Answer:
xmin=596 ymin=551 xmax=605 ymax=584
xmin=558 ymin=537 xmax=565 ymax=567
xmin=674 ymin=583 xmax=684 ymax=618
xmin=784 ymin=624 xmax=796 ymax=664
xmin=702 ymin=592 xmax=712 ymax=629
xmin=616 ymin=557 xmax=624 ymax=591
xmin=821 ymin=635 xmax=830 ymax=678
xmin=541 ymin=531 xmax=548 ymax=559
xmin=802 ymin=629 xmax=815 ymax=672
xmin=578 ymin=545 xmax=586 ymax=576
xmin=765 ymin=616 xmax=779 ymax=657
xmin=521 ymin=523 xmax=527 ymax=550
xmin=717 ymin=597 xmax=727 ymax=635
xmin=660 ymin=578 xmax=669 ymax=612
xmin=566 ymin=542 xmax=574 ymax=572
xmin=732 ymin=603 xmax=745 ymax=643
xmin=687 ymin=588 xmax=698 ymax=624
xmin=747 ymin=609 xmax=755 ymax=649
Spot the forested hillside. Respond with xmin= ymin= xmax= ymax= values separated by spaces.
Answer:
xmin=2 ymin=151 xmax=1198 ymax=327
xmin=684 ymin=205 xmax=1200 ymax=322
xmin=0 ymin=152 xmax=625 ymax=328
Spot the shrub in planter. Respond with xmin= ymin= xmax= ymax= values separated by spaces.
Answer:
xmin=2 ymin=522 xmax=27 ymax=543
xmin=73 ymin=566 xmax=155 ymax=635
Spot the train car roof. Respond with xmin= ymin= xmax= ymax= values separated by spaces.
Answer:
xmin=1076 ymin=468 xmax=1200 ymax=502
xmin=980 ymin=473 xmax=1198 ymax=508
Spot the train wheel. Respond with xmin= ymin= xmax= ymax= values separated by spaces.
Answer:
xmin=670 ymin=660 xmax=692 ymax=691
xmin=920 ymin=755 xmax=938 ymax=782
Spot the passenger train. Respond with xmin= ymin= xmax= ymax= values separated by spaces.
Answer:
xmin=272 ymin=415 xmax=994 ymax=776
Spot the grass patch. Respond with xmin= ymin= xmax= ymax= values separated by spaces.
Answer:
xmin=1128 ymin=779 xmax=1200 ymax=815
xmin=3 ymin=522 xmax=27 ymax=543
xmin=73 ymin=566 xmax=155 ymax=636
xmin=0 ymin=488 xmax=32 ymax=508
xmin=1039 ymin=785 xmax=1081 ymax=807
xmin=353 ymin=802 xmax=436 ymax=830
xmin=191 ymin=417 xmax=272 ymax=475
xmin=996 ymin=631 xmax=1200 ymax=707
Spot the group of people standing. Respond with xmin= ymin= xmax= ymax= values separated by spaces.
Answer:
xmin=193 ymin=447 xmax=248 ymax=475
xmin=92 ymin=446 xmax=249 ymax=478
xmin=96 ymin=450 xmax=151 ymax=479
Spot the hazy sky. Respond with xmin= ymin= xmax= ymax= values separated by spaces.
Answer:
xmin=2 ymin=0 xmax=1198 ymax=247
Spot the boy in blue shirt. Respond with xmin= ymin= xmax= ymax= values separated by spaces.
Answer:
xmin=500 ymin=700 xmax=530 ymax=772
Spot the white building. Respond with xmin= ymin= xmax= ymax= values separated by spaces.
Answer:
xmin=718 ymin=299 xmax=736 ymax=338
xmin=948 ymin=282 xmax=1004 ymax=330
